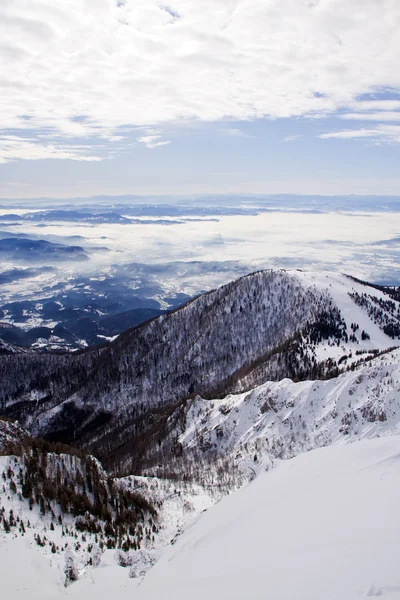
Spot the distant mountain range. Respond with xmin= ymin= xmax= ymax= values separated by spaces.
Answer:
xmin=0 ymin=237 xmax=89 ymax=262
xmin=0 ymin=306 xmax=164 ymax=349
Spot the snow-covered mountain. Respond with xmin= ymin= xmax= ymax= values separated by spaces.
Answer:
xmin=0 ymin=432 xmax=236 ymax=597
xmin=1 ymin=269 xmax=400 ymax=598
xmin=1 ymin=269 xmax=399 ymax=474
xmin=0 ymin=436 xmax=161 ymax=595
xmin=169 ymin=348 xmax=400 ymax=475
xmin=2 ymin=435 xmax=400 ymax=598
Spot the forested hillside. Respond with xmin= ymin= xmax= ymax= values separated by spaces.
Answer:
xmin=0 ymin=270 xmax=399 ymax=473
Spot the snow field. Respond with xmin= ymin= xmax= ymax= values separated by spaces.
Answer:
xmin=139 ymin=437 xmax=400 ymax=600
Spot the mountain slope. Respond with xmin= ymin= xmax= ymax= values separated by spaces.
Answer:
xmin=1 ymin=269 xmax=399 ymax=472
xmin=1 ymin=353 xmax=400 ymax=597
xmin=0 ymin=436 xmax=231 ymax=597
xmin=3 ymin=437 xmax=400 ymax=599
xmin=180 ymin=348 xmax=400 ymax=465
xmin=0 ymin=417 xmax=29 ymax=451
xmin=139 ymin=437 xmax=400 ymax=600
xmin=132 ymin=347 xmax=400 ymax=482
xmin=0 ymin=437 xmax=158 ymax=595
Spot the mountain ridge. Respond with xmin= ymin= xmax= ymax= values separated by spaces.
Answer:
xmin=1 ymin=269 xmax=399 ymax=473
xmin=2 ymin=269 xmax=400 ymax=596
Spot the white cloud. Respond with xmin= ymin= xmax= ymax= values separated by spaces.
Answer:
xmin=349 ymin=100 xmax=400 ymax=112
xmin=0 ymin=0 xmax=400 ymax=159
xmin=340 ymin=112 xmax=400 ymax=122
xmin=0 ymin=135 xmax=102 ymax=163
xmin=320 ymin=125 xmax=400 ymax=144
xmin=137 ymin=134 xmax=171 ymax=148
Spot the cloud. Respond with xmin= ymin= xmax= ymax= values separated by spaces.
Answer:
xmin=283 ymin=135 xmax=302 ymax=142
xmin=0 ymin=0 xmax=400 ymax=159
xmin=319 ymin=125 xmax=400 ymax=144
xmin=348 ymin=100 xmax=400 ymax=112
xmin=0 ymin=135 xmax=102 ymax=163
xmin=137 ymin=134 xmax=171 ymax=148
xmin=340 ymin=112 xmax=400 ymax=122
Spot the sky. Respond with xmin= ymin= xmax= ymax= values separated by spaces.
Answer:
xmin=1 ymin=0 xmax=400 ymax=199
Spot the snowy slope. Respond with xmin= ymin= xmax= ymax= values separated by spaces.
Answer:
xmin=139 ymin=437 xmax=400 ymax=600
xmin=294 ymin=270 xmax=399 ymax=362
xmin=0 ymin=444 xmax=164 ymax=598
xmin=177 ymin=348 xmax=400 ymax=474
xmin=6 ymin=437 xmax=399 ymax=600
xmin=0 ymin=449 xmax=231 ymax=598
xmin=296 ymin=271 xmax=395 ymax=347
xmin=1 ymin=354 xmax=400 ymax=598
xmin=1 ymin=269 xmax=400 ymax=598
xmin=2 ymin=268 xmax=400 ymax=475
